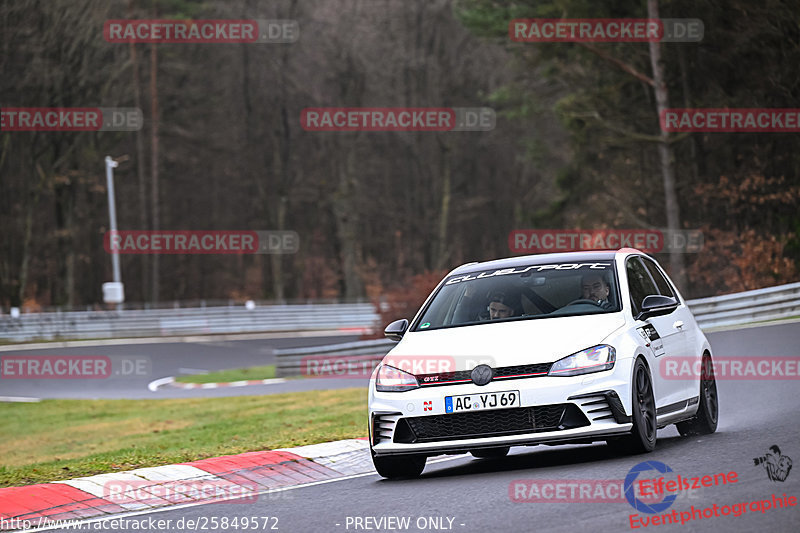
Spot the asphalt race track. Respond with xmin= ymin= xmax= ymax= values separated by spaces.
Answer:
xmin=0 ymin=334 xmax=364 ymax=399
xmin=11 ymin=320 xmax=798 ymax=532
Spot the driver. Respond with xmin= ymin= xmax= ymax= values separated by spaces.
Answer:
xmin=581 ymin=274 xmax=613 ymax=310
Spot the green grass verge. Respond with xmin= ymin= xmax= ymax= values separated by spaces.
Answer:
xmin=0 ymin=388 xmax=367 ymax=488
xmin=174 ymin=364 xmax=277 ymax=384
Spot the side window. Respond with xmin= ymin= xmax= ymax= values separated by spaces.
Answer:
xmin=626 ymin=257 xmax=658 ymax=315
xmin=642 ymin=258 xmax=675 ymax=298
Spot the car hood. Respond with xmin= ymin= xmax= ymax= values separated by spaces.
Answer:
xmin=384 ymin=313 xmax=626 ymax=372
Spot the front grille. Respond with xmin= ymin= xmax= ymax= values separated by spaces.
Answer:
xmin=494 ymin=363 xmax=552 ymax=378
xmin=417 ymin=363 xmax=552 ymax=387
xmin=394 ymin=404 xmax=589 ymax=443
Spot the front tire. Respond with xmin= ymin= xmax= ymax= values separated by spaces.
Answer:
xmin=371 ymin=450 xmax=426 ymax=479
xmin=617 ymin=358 xmax=657 ymax=454
xmin=676 ymin=353 xmax=719 ymax=436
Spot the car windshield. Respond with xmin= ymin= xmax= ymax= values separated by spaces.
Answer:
xmin=414 ymin=260 xmax=620 ymax=331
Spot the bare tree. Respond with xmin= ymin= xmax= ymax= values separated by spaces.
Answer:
xmin=647 ymin=0 xmax=685 ymax=289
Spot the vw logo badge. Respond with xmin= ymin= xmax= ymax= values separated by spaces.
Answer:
xmin=471 ymin=364 xmax=493 ymax=386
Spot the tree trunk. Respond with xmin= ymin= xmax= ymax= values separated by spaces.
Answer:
xmin=58 ymin=184 xmax=76 ymax=307
xmin=434 ymin=138 xmax=452 ymax=270
xmin=677 ymin=46 xmax=699 ymax=184
xmin=647 ymin=0 xmax=686 ymax=289
xmin=270 ymin=196 xmax=287 ymax=300
xmin=129 ymin=0 xmax=148 ymax=302
xmin=17 ymin=196 xmax=35 ymax=307
xmin=17 ymin=165 xmax=46 ymax=307
xmin=269 ymin=100 xmax=290 ymax=302
xmin=149 ymin=39 xmax=160 ymax=303
xmin=333 ymin=147 xmax=364 ymax=299
xmin=268 ymin=0 xmax=298 ymax=301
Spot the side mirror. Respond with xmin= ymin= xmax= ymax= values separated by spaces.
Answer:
xmin=384 ymin=319 xmax=409 ymax=341
xmin=637 ymin=295 xmax=679 ymax=321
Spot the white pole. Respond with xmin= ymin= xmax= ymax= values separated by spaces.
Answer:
xmin=105 ymin=156 xmax=122 ymax=311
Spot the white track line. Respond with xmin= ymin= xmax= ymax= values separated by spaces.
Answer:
xmin=147 ymin=376 xmax=175 ymax=391
xmin=148 ymin=376 xmax=287 ymax=391
xmin=0 ymin=396 xmax=41 ymax=402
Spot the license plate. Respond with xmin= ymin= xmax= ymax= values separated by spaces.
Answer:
xmin=445 ymin=390 xmax=520 ymax=413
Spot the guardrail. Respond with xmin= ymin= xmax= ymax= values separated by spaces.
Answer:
xmin=2 ymin=282 xmax=797 ymax=345
xmin=686 ymin=281 xmax=800 ymax=329
xmin=274 ymin=339 xmax=396 ymax=378
xmin=0 ymin=303 xmax=380 ymax=343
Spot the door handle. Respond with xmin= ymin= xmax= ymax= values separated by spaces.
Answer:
xmin=673 ymin=320 xmax=684 ymax=330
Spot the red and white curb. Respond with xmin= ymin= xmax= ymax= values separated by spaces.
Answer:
xmin=276 ymin=439 xmax=373 ymax=476
xmin=0 ymin=439 xmax=371 ymax=531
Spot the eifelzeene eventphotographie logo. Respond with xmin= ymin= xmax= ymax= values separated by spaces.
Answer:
xmin=753 ymin=445 xmax=793 ymax=482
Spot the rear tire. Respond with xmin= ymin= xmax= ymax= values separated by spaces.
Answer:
xmin=617 ymin=358 xmax=657 ymax=454
xmin=676 ymin=353 xmax=719 ymax=437
xmin=470 ymin=447 xmax=510 ymax=459
xmin=371 ymin=450 xmax=426 ymax=479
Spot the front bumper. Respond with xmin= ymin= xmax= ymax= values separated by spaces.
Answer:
xmin=369 ymin=360 xmax=635 ymax=456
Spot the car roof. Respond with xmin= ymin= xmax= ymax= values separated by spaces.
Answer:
xmin=448 ymin=248 xmax=643 ymax=276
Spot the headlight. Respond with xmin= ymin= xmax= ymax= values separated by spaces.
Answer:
xmin=375 ymin=364 xmax=419 ymax=392
xmin=548 ymin=345 xmax=616 ymax=377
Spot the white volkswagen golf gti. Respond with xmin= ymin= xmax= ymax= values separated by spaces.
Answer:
xmin=369 ymin=249 xmax=719 ymax=479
